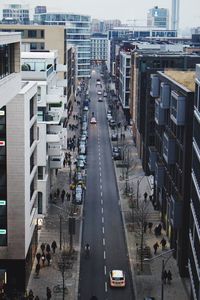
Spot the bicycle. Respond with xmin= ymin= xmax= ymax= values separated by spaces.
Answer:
xmin=53 ymin=284 xmax=69 ymax=294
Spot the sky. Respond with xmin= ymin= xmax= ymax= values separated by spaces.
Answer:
xmin=0 ymin=0 xmax=199 ymax=29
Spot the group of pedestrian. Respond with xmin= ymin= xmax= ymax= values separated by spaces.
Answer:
xmin=27 ymin=287 xmax=51 ymax=300
xmin=35 ymin=241 xmax=57 ymax=276
xmin=162 ymin=270 xmax=172 ymax=284
xmin=73 ymin=114 xmax=79 ymax=120
xmin=68 ymin=123 xmax=78 ymax=131
xmin=67 ymin=136 xmax=76 ymax=151
xmin=153 ymin=237 xmax=167 ymax=254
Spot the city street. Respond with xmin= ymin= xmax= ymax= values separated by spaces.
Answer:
xmin=78 ymin=67 xmax=134 ymax=300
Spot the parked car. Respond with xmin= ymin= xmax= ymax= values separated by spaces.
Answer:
xmin=109 ymin=119 xmax=117 ymax=129
xmin=112 ymin=147 xmax=121 ymax=160
xmin=75 ymin=185 xmax=83 ymax=204
xmin=111 ymin=133 xmax=118 ymax=141
xmin=97 ymin=90 xmax=102 ymax=95
xmin=83 ymin=106 xmax=89 ymax=111
xmin=90 ymin=117 xmax=97 ymax=124
xmin=98 ymin=97 xmax=103 ymax=102
xmin=103 ymin=92 xmax=107 ymax=97
xmin=77 ymin=159 xmax=85 ymax=169
xmin=107 ymin=114 xmax=112 ymax=121
xmin=79 ymin=145 xmax=86 ymax=155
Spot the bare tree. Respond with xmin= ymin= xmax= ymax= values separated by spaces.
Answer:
xmin=122 ymin=147 xmax=138 ymax=195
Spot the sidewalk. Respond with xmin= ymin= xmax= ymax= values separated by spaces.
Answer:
xmin=27 ymin=98 xmax=82 ymax=299
xmin=111 ymin=124 xmax=190 ymax=300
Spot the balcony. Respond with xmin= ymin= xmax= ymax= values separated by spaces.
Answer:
xmin=38 ymin=109 xmax=63 ymax=124
xmin=57 ymin=79 xmax=68 ymax=88
xmin=21 ymin=65 xmax=54 ymax=81
xmin=50 ymin=156 xmax=64 ymax=169
xmin=56 ymin=64 xmax=67 ymax=72
xmin=48 ymin=144 xmax=62 ymax=156
xmin=163 ymin=132 xmax=176 ymax=164
xmin=169 ymin=194 xmax=183 ymax=229
xmin=148 ymin=146 xmax=157 ymax=172
xmin=150 ymin=75 xmax=159 ymax=98
xmin=155 ymin=161 xmax=165 ymax=188
xmin=170 ymin=91 xmax=186 ymax=125
xmin=160 ymin=83 xmax=170 ymax=109
xmin=155 ymin=99 xmax=166 ymax=125
xmin=46 ymin=124 xmax=62 ymax=143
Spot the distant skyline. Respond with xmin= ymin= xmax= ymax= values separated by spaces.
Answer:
xmin=0 ymin=0 xmax=199 ymax=29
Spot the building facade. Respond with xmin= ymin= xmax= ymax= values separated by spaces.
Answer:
xmin=2 ymin=4 xmax=29 ymax=24
xmin=171 ymin=0 xmax=180 ymax=31
xmin=33 ymin=13 xmax=91 ymax=79
xmin=189 ymin=64 xmax=200 ymax=300
xmin=147 ymin=6 xmax=169 ymax=29
xmin=91 ymin=33 xmax=108 ymax=62
xmin=149 ymin=70 xmax=195 ymax=277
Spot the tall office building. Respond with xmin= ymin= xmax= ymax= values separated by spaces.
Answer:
xmin=171 ymin=0 xmax=180 ymax=31
xmin=147 ymin=6 xmax=169 ymax=29
xmin=34 ymin=13 xmax=91 ymax=79
xmin=2 ymin=4 xmax=29 ymax=24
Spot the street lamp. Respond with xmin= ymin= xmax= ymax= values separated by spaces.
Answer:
xmin=136 ymin=175 xmax=147 ymax=208
xmin=144 ymin=249 xmax=175 ymax=300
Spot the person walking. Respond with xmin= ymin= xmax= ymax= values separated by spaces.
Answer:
xmin=148 ymin=222 xmax=153 ymax=233
xmin=167 ymin=270 xmax=172 ymax=284
xmin=46 ymin=287 xmax=52 ymax=300
xmin=40 ymin=243 xmax=45 ymax=253
xmin=46 ymin=252 xmax=51 ymax=266
xmin=160 ymin=237 xmax=167 ymax=250
xmin=35 ymin=263 xmax=40 ymax=276
xmin=41 ymin=252 xmax=46 ymax=267
xmin=35 ymin=297 xmax=40 ymax=300
xmin=46 ymin=243 xmax=51 ymax=253
xmin=153 ymin=242 xmax=159 ymax=254
xmin=28 ymin=289 xmax=34 ymax=300
xmin=162 ymin=270 xmax=168 ymax=284
xmin=51 ymin=240 xmax=57 ymax=254
xmin=36 ymin=252 xmax=41 ymax=264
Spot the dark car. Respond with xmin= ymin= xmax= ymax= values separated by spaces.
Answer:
xmin=111 ymin=133 xmax=118 ymax=141
xmin=109 ymin=119 xmax=117 ymax=129
xmin=112 ymin=147 xmax=121 ymax=160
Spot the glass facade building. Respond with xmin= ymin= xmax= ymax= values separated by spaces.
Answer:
xmin=34 ymin=13 xmax=91 ymax=78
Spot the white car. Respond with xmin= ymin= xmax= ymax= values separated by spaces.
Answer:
xmin=97 ymin=90 xmax=102 ymax=95
xmin=90 ymin=117 xmax=97 ymax=124
xmin=83 ymin=106 xmax=89 ymax=111
xmin=109 ymin=270 xmax=125 ymax=287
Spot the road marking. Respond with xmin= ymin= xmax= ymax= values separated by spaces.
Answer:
xmin=102 ymin=226 xmax=105 ymax=234
xmin=99 ymin=160 xmax=101 ymax=166
xmin=100 ymin=185 xmax=103 ymax=190
xmin=102 ymin=217 xmax=104 ymax=223
xmin=105 ymin=282 xmax=108 ymax=293
xmin=100 ymin=191 xmax=103 ymax=197
xmin=99 ymin=172 xmax=101 ymax=177
xmin=104 ymin=265 xmax=107 ymax=275
xmin=101 ymin=207 xmax=104 ymax=214
xmin=101 ymin=199 xmax=103 ymax=205
xmin=103 ymin=238 xmax=105 ymax=246
xmin=104 ymin=250 xmax=106 ymax=259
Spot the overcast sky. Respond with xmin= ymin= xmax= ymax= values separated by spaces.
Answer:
xmin=0 ymin=0 xmax=199 ymax=29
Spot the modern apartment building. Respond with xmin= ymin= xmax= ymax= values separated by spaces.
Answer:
xmin=21 ymin=50 xmax=67 ymax=216
xmin=91 ymin=33 xmax=108 ymax=62
xmin=147 ymin=6 xmax=169 ymax=29
xmin=130 ymin=50 xmax=200 ymax=171
xmin=33 ymin=13 xmax=91 ymax=79
xmin=189 ymin=64 xmax=200 ymax=300
xmin=149 ymin=70 xmax=195 ymax=277
xmin=2 ymin=4 xmax=29 ymax=24
xmin=0 ymin=33 xmax=39 ymax=295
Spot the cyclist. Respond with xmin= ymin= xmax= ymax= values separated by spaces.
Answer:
xmin=84 ymin=243 xmax=90 ymax=257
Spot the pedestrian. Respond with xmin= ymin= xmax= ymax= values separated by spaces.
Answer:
xmin=28 ymin=289 xmax=34 ymax=300
xmin=153 ymin=242 xmax=159 ymax=254
xmin=40 ymin=243 xmax=45 ymax=253
xmin=67 ymin=192 xmax=71 ymax=202
xmin=35 ymin=263 xmax=40 ymax=276
xmin=160 ymin=237 xmax=167 ymax=250
xmin=46 ymin=287 xmax=52 ymax=300
xmin=35 ymin=296 xmax=40 ymax=300
xmin=41 ymin=252 xmax=46 ymax=266
xmin=148 ymin=222 xmax=153 ymax=233
xmin=143 ymin=221 xmax=147 ymax=233
xmin=56 ymin=188 xmax=60 ymax=198
xmin=63 ymin=159 xmax=66 ymax=168
xmin=46 ymin=243 xmax=51 ymax=253
xmin=167 ymin=270 xmax=172 ymax=284
xmin=36 ymin=252 xmax=41 ymax=264
xmin=46 ymin=252 xmax=51 ymax=266
xmin=162 ymin=270 xmax=168 ymax=284
xmin=51 ymin=240 xmax=57 ymax=254
xmin=144 ymin=192 xmax=148 ymax=202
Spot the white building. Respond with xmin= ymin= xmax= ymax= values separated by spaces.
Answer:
xmin=0 ymin=33 xmax=39 ymax=295
xmin=2 ymin=4 xmax=29 ymax=24
xmin=21 ymin=50 xmax=67 ymax=216
xmin=119 ymin=50 xmax=131 ymax=109
xmin=91 ymin=33 xmax=109 ymax=62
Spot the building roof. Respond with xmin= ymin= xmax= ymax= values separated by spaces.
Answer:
xmin=164 ymin=70 xmax=195 ymax=92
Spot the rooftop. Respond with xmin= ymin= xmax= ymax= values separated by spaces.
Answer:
xmin=164 ymin=70 xmax=195 ymax=92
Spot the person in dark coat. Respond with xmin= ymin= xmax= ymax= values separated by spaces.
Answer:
xmin=28 ymin=290 xmax=34 ymax=300
xmin=41 ymin=252 xmax=46 ymax=266
xmin=160 ymin=237 xmax=167 ymax=250
xmin=36 ymin=252 xmax=41 ymax=264
xmin=46 ymin=287 xmax=52 ymax=300
xmin=153 ymin=242 xmax=159 ymax=254
xmin=51 ymin=240 xmax=57 ymax=253
xmin=35 ymin=263 xmax=40 ymax=276
xmin=46 ymin=244 xmax=51 ymax=253
xmin=148 ymin=222 xmax=153 ymax=233
xmin=162 ymin=270 xmax=168 ymax=284
xmin=46 ymin=252 xmax=51 ymax=266
xmin=167 ymin=270 xmax=172 ymax=283
xmin=40 ymin=243 xmax=45 ymax=253
xmin=35 ymin=297 xmax=40 ymax=300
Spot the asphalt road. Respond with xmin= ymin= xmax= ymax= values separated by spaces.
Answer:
xmin=78 ymin=66 xmax=134 ymax=300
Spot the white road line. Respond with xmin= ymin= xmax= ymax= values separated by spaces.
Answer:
xmin=102 ymin=217 xmax=104 ymax=223
xmin=100 ymin=185 xmax=103 ymax=190
xmin=99 ymin=160 xmax=101 ymax=165
xmin=100 ymin=191 xmax=103 ymax=197
xmin=99 ymin=172 xmax=101 ymax=177
xmin=104 ymin=250 xmax=106 ymax=259
xmin=104 ymin=265 xmax=107 ymax=275
xmin=102 ymin=226 xmax=105 ymax=234
xmin=103 ymin=238 xmax=105 ymax=246
xmin=105 ymin=282 xmax=108 ymax=293
xmin=101 ymin=207 xmax=104 ymax=214
xmin=101 ymin=199 xmax=103 ymax=205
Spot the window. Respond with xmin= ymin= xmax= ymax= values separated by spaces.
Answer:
xmin=30 ymin=178 xmax=34 ymax=199
xmin=38 ymin=166 xmax=43 ymax=180
xmin=30 ymin=97 xmax=34 ymax=120
xmin=30 ymin=125 xmax=34 ymax=147
xmin=38 ymin=192 xmax=43 ymax=214
xmin=30 ymin=152 xmax=34 ymax=173
xmin=28 ymin=30 xmax=37 ymax=38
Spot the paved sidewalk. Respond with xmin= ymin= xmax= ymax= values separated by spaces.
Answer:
xmin=27 ymin=98 xmax=83 ymax=299
xmin=111 ymin=124 xmax=190 ymax=300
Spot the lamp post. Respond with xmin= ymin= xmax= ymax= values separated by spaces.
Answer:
xmin=144 ymin=248 xmax=175 ymax=300
xmin=136 ymin=175 xmax=146 ymax=208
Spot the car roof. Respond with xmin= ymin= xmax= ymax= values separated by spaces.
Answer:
xmin=111 ymin=270 xmax=124 ymax=277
